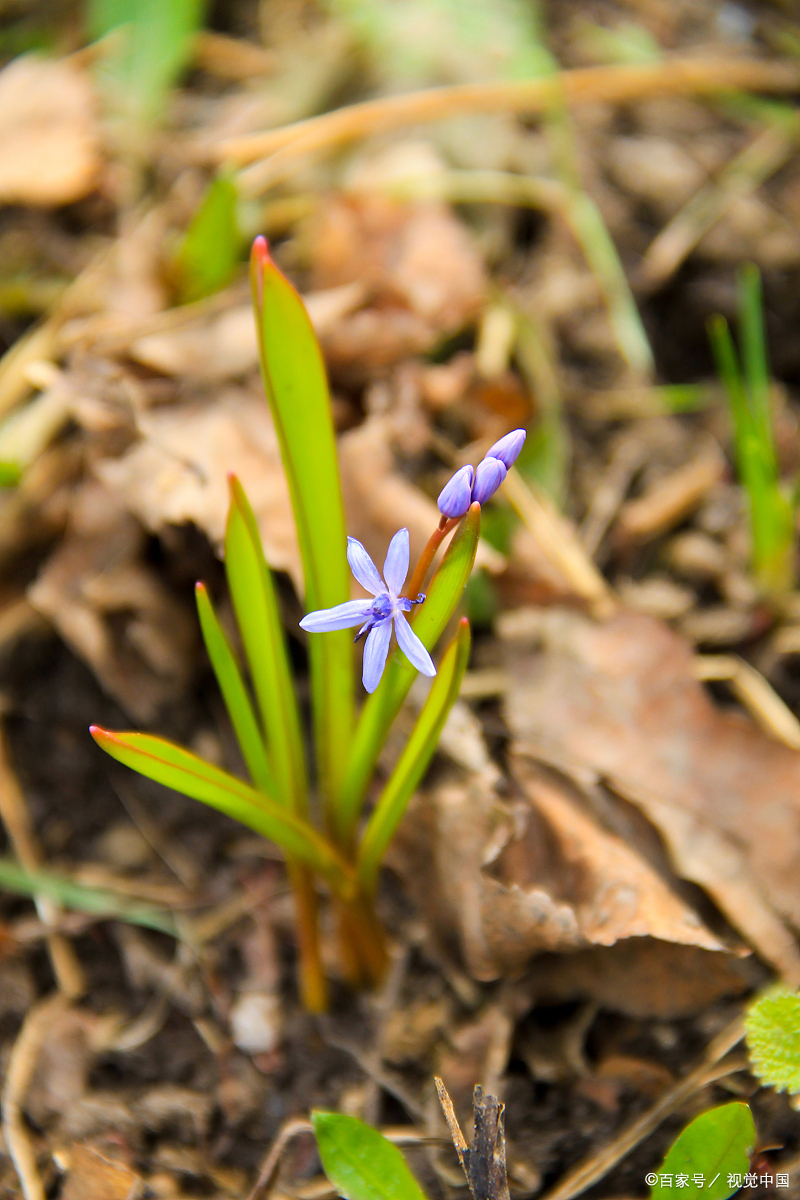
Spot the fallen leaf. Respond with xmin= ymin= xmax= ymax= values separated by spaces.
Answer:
xmin=95 ymin=389 xmax=302 ymax=592
xmin=0 ymin=56 xmax=100 ymax=206
xmin=306 ymin=194 xmax=485 ymax=374
xmin=28 ymin=481 xmax=196 ymax=722
xmin=393 ymin=760 xmax=730 ymax=1005
xmin=57 ymin=1142 xmax=142 ymax=1200
xmin=500 ymin=607 xmax=800 ymax=982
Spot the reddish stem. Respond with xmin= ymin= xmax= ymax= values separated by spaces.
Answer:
xmin=403 ymin=515 xmax=459 ymax=601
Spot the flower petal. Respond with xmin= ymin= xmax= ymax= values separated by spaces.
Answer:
xmin=437 ymin=464 xmax=474 ymax=519
xmin=347 ymin=537 xmax=385 ymax=595
xmin=300 ymin=599 xmax=374 ymax=632
xmin=362 ymin=618 xmax=393 ymax=693
xmin=472 ymin=456 xmax=507 ymax=505
xmin=383 ymin=528 xmax=410 ymax=596
xmin=394 ymin=612 xmax=436 ymax=677
xmin=486 ymin=429 xmax=526 ymax=469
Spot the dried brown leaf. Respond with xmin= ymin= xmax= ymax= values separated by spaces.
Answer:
xmin=28 ymin=482 xmax=196 ymax=722
xmin=501 ymin=607 xmax=800 ymax=982
xmin=307 ymin=194 xmax=485 ymax=373
xmin=57 ymin=1143 xmax=142 ymax=1200
xmin=0 ymin=57 xmax=100 ymax=206
xmin=95 ymin=391 xmax=302 ymax=592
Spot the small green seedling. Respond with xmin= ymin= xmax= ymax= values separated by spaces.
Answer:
xmin=92 ymin=237 xmax=525 ymax=1009
xmin=650 ymin=1103 xmax=756 ymax=1200
xmin=708 ymin=265 xmax=794 ymax=598
xmin=745 ymin=987 xmax=800 ymax=1095
xmin=89 ymin=0 xmax=206 ymax=132
xmin=313 ymin=1112 xmax=427 ymax=1200
xmin=172 ymin=173 xmax=241 ymax=303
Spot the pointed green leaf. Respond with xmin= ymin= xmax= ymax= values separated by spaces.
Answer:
xmin=195 ymin=581 xmax=273 ymax=795
xmin=738 ymin=264 xmax=772 ymax=455
xmin=312 ymin=1112 xmax=427 ymax=1200
xmin=0 ymin=858 xmax=179 ymax=937
xmin=225 ymin=477 xmax=307 ymax=812
xmin=650 ymin=1104 xmax=755 ymax=1200
xmin=358 ymin=618 xmax=470 ymax=894
xmin=338 ymin=504 xmax=480 ymax=839
xmin=173 ymin=173 xmax=240 ymax=303
xmin=90 ymin=0 xmax=206 ymax=126
xmin=91 ymin=728 xmax=353 ymax=896
xmin=251 ymin=239 xmax=353 ymax=815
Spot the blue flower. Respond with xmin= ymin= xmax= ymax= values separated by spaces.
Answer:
xmin=436 ymin=428 xmax=526 ymax=517
xmin=472 ymin=456 xmax=507 ymax=504
xmin=299 ymin=529 xmax=435 ymax=693
xmin=486 ymin=429 xmax=526 ymax=469
xmin=437 ymin=464 xmax=474 ymax=519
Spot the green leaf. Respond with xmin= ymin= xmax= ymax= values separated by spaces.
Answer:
xmin=708 ymin=277 xmax=794 ymax=597
xmin=0 ymin=858 xmax=180 ymax=937
xmin=739 ymin=264 xmax=772 ymax=456
xmin=90 ymin=0 xmax=206 ymax=127
xmin=312 ymin=1112 xmax=427 ymax=1200
xmin=195 ymin=581 xmax=273 ymax=795
xmin=358 ymin=618 xmax=470 ymax=893
xmin=338 ymin=505 xmax=480 ymax=839
xmin=745 ymin=987 xmax=800 ymax=1093
xmin=251 ymin=239 xmax=353 ymax=818
xmin=173 ymin=173 xmax=240 ymax=303
xmin=650 ymin=1104 xmax=755 ymax=1200
xmin=91 ymin=728 xmax=353 ymax=896
xmin=0 ymin=462 xmax=20 ymax=487
xmin=225 ymin=477 xmax=307 ymax=813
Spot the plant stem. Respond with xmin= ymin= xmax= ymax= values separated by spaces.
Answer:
xmin=289 ymin=864 xmax=327 ymax=1012
xmin=404 ymin=516 xmax=459 ymax=601
xmin=336 ymin=891 xmax=388 ymax=990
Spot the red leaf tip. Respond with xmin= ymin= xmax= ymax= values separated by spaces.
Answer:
xmin=195 ymin=580 xmax=206 ymax=595
xmin=252 ymin=234 xmax=270 ymax=264
xmin=250 ymin=236 xmax=270 ymax=310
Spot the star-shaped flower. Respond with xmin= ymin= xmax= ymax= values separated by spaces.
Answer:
xmin=299 ymin=529 xmax=435 ymax=693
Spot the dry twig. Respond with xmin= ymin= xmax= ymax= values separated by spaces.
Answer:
xmin=541 ymin=1017 xmax=746 ymax=1200
xmin=1 ymin=992 xmax=69 ymax=1200
xmin=0 ymin=726 xmax=84 ymax=997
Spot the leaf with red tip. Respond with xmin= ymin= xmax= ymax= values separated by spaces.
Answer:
xmin=91 ymin=727 xmax=354 ymax=896
xmin=250 ymin=239 xmax=353 ymax=817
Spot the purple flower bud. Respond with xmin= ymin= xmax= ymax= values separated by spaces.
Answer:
xmin=485 ymin=429 xmax=526 ymax=469
xmin=437 ymin=464 xmax=474 ymax=519
xmin=472 ymin=456 xmax=507 ymax=505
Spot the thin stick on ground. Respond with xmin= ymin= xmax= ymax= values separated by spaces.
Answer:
xmin=502 ymin=469 xmax=617 ymax=620
xmin=541 ymin=1016 xmax=746 ymax=1200
xmin=0 ymin=726 xmax=84 ymax=998
xmin=2 ymin=992 xmax=69 ymax=1200
xmin=246 ymin=1116 xmax=314 ymax=1200
xmin=215 ymin=58 xmax=800 ymax=186
xmin=637 ymin=122 xmax=800 ymax=293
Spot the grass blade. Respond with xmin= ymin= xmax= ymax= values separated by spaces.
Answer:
xmin=173 ymin=172 xmax=240 ymax=303
xmin=358 ymin=618 xmax=471 ymax=894
xmin=195 ymin=581 xmax=273 ymax=795
xmin=90 ymin=0 xmax=206 ymax=127
xmin=90 ymin=728 xmax=353 ymax=895
xmin=251 ymin=239 xmax=353 ymax=817
xmin=338 ymin=505 xmax=480 ymax=840
xmin=226 ymin=476 xmax=307 ymax=812
xmin=0 ymin=858 xmax=180 ymax=936
xmin=738 ymin=263 xmax=773 ymax=455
